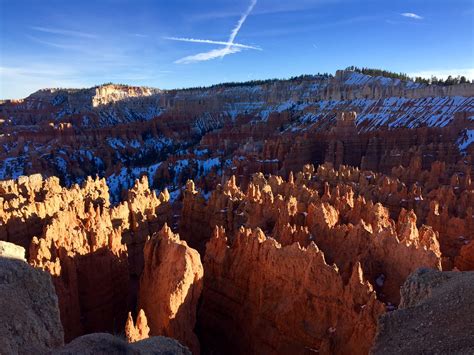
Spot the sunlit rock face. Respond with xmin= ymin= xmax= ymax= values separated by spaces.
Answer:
xmin=92 ymin=84 xmax=158 ymax=107
xmin=125 ymin=309 xmax=150 ymax=343
xmin=138 ymin=224 xmax=203 ymax=354
xmin=0 ymin=174 xmax=171 ymax=341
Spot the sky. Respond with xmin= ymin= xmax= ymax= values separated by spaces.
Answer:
xmin=0 ymin=0 xmax=473 ymax=99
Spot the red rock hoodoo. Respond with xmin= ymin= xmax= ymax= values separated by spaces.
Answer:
xmin=138 ymin=224 xmax=203 ymax=354
xmin=125 ymin=309 xmax=150 ymax=343
xmin=200 ymin=226 xmax=385 ymax=354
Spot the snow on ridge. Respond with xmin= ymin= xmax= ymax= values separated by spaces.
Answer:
xmin=0 ymin=157 xmax=26 ymax=180
xmin=343 ymin=71 xmax=425 ymax=89
xmin=106 ymin=162 xmax=163 ymax=202
xmin=344 ymin=72 xmax=373 ymax=86
xmin=457 ymin=129 xmax=474 ymax=152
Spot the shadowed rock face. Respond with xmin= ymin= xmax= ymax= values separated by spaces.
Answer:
xmin=371 ymin=269 xmax=474 ymax=355
xmin=0 ymin=244 xmax=191 ymax=355
xmin=0 ymin=255 xmax=64 ymax=354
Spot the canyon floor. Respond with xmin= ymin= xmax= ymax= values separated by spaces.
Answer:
xmin=0 ymin=69 xmax=473 ymax=354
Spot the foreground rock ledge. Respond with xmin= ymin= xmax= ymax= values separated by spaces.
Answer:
xmin=371 ymin=268 xmax=474 ymax=354
xmin=51 ymin=333 xmax=191 ymax=354
xmin=0 ymin=255 xmax=64 ymax=354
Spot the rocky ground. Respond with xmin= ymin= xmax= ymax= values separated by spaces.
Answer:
xmin=372 ymin=269 xmax=474 ymax=354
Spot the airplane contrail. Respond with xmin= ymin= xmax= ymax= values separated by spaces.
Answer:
xmin=227 ymin=0 xmax=257 ymax=48
xmin=169 ymin=0 xmax=259 ymax=64
xmin=165 ymin=37 xmax=261 ymax=50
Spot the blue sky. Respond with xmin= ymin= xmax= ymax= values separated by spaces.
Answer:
xmin=1 ymin=0 xmax=473 ymax=99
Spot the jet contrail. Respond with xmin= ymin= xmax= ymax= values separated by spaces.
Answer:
xmin=227 ymin=0 xmax=257 ymax=47
xmin=169 ymin=0 xmax=259 ymax=64
xmin=165 ymin=37 xmax=261 ymax=50
xmin=175 ymin=47 xmax=242 ymax=64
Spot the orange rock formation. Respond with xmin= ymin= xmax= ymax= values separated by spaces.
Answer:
xmin=200 ymin=226 xmax=385 ymax=354
xmin=181 ymin=166 xmax=446 ymax=303
xmin=0 ymin=124 xmax=472 ymax=353
xmin=138 ymin=224 xmax=203 ymax=354
xmin=125 ymin=309 xmax=150 ymax=343
xmin=0 ymin=174 xmax=171 ymax=341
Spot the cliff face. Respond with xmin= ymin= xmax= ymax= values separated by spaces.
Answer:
xmin=138 ymin=224 xmax=203 ymax=354
xmin=4 ymin=70 xmax=472 ymax=128
xmin=92 ymin=84 xmax=158 ymax=107
xmin=200 ymin=226 xmax=385 ymax=354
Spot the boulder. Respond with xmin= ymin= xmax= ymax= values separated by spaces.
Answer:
xmin=0 ymin=257 xmax=64 ymax=353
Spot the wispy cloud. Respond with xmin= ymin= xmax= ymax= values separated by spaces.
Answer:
xmin=26 ymin=35 xmax=131 ymax=64
xmin=30 ymin=26 xmax=98 ymax=38
xmin=170 ymin=0 xmax=259 ymax=64
xmin=26 ymin=35 xmax=81 ymax=50
xmin=401 ymin=13 xmax=423 ymax=20
xmin=190 ymin=0 xmax=338 ymax=22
